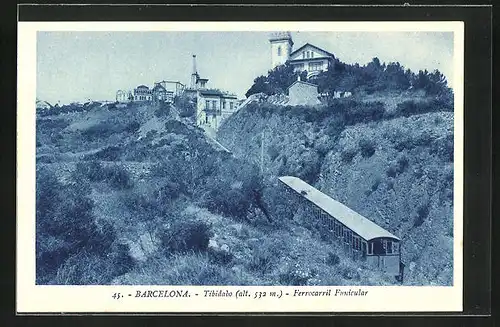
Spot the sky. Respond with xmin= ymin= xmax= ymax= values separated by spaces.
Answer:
xmin=37 ymin=31 xmax=454 ymax=104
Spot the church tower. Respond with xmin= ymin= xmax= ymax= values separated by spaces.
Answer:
xmin=269 ymin=31 xmax=294 ymax=69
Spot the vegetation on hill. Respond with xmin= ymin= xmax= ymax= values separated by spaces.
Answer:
xmin=245 ymin=57 xmax=453 ymax=109
xmin=37 ymin=100 xmax=397 ymax=286
xmin=36 ymin=54 xmax=454 ymax=286
xmin=218 ymin=95 xmax=454 ymax=286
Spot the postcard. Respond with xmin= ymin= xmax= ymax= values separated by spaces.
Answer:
xmin=17 ymin=21 xmax=464 ymax=313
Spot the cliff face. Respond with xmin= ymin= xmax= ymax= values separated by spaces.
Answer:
xmin=218 ymin=102 xmax=454 ymax=285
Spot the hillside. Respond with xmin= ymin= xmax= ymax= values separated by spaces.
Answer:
xmin=218 ymin=97 xmax=454 ymax=286
xmin=36 ymin=100 xmax=396 ymax=286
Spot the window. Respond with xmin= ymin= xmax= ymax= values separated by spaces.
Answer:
xmin=368 ymin=242 xmax=374 ymax=255
xmin=302 ymin=51 xmax=306 ymax=59
xmin=335 ymin=221 xmax=342 ymax=237
xmin=277 ymin=46 xmax=282 ymax=56
xmin=205 ymin=100 xmax=210 ymax=109
xmin=353 ymin=236 xmax=360 ymax=251
xmin=222 ymin=101 xmax=226 ymax=109
xmin=309 ymin=62 xmax=323 ymax=71
xmin=230 ymin=102 xmax=234 ymax=110
xmin=311 ymin=51 xmax=314 ymax=58
xmin=393 ymin=242 xmax=399 ymax=254
xmin=386 ymin=240 xmax=393 ymax=254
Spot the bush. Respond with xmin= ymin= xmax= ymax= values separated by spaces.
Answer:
xmin=247 ymin=237 xmax=286 ymax=275
xmin=359 ymin=138 xmax=376 ymax=158
xmin=341 ymin=147 xmax=357 ymax=163
xmin=430 ymin=134 xmax=453 ymax=162
xmin=386 ymin=153 xmax=409 ymax=178
xmin=53 ymin=246 xmax=133 ymax=285
xmin=279 ymin=263 xmax=312 ymax=286
xmin=154 ymin=102 xmax=172 ymax=118
xmin=105 ymin=165 xmax=134 ymax=189
xmin=161 ymin=218 xmax=213 ymax=254
xmin=205 ymin=187 xmax=251 ymax=220
xmin=391 ymin=99 xmax=453 ymax=119
xmin=75 ymin=161 xmax=105 ymax=181
xmin=81 ymin=121 xmax=116 ymax=140
xmin=326 ymin=252 xmax=341 ymax=266
xmin=125 ymin=121 xmax=140 ymax=133
xmin=208 ymin=247 xmax=234 ymax=266
xmin=414 ymin=203 xmax=430 ymax=227
xmin=36 ymin=167 xmax=118 ymax=284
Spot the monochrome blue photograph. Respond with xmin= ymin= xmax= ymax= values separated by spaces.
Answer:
xmin=35 ymin=30 xmax=455 ymax=287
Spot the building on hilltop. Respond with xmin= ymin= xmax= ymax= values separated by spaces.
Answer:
xmin=156 ymin=80 xmax=185 ymax=97
xmin=131 ymin=81 xmax=178 ymax=103
xmin=196 ymin=89 xmax=238 ymax=131
xmin=134 ymin=85 xmax=153 ymax=101
xmin=269 ymin=32 xmax=335 ymax=78
xmin=116 ymin=89 xmax=133 ymax=103
xmin=152 ymin=82 xmax=175 ymax=102
xmin=181 ymin=54 xmax=240 ymax=132
xmin=287 ymin=76 xmax=321 ymax=106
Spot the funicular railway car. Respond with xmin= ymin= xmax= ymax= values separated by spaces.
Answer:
xmin=278 ymin=176 xmax=404 ymax=282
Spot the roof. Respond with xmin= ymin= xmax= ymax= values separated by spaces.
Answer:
xmin=136 ymin=85 xmax=149 ymax=89
xmin=153 ymin=84 xmax=167 ymax=91
xmin=199 ymin=89 xmax=223 ymax=97
xmin=290 ymin=43 xmax=336 ymax=59
xmin=287 ymin=80 xmax=318 ymax=91
xmin=278 ymin=176 xmax=400 ymax=241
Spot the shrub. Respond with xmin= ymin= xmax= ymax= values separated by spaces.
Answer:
xmin=154 ymin=102 xmax=172 ymax=118
xmin=125 ymin=121 xmax=140 ymax=133
xmin=414 ymin=203 xmax=429 ymax=227
xmin=81 ymin=121 xmax=116 ymax=140
xmin=53 ymin=247 xmax=132 ymax=285
xmin=174 ymin=95 xmax=196 ymax=118
xmin=279 ymin=263 xmax=312 ymax=286
xmin=36 ymin=167 xmax=118 ymax=284
xmin=267 ymin=144 xmax=280 ymax=161
xmin=386 ymin=153 xmax=409 ymax=177
xmin=205 ymin=187 xmax=251 ymax=220
xmin=430 ymin=134 xmax=453 ymax=162
xmin=105 ymin=165 xmax=134 ymax=189
xmin=161 ymin=218 xmax=213 ymax=254
xmin=341 ymin=147 xmax=357 ymax=163
xmin=359 ymin=138 xmax=376 ymax=158
xmin=208 ymin=247 xmax=234 ymax=266
xmin=371 ymin=177 xmax=382 ymax=192
xmin=391 ymin=99 xmax=452 ymax=119
xmin=247 ymin=237 xmax=286 ymax=275
xmin=75 ymin=161 xmax=106 ymax=181
xmin=326 ymin=252 xmax=341 ymax=266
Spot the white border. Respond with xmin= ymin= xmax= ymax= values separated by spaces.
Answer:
xmin=17 ymin=21 xmax=464 ymax=313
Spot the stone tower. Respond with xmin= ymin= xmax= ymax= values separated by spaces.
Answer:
xmin=269 ymin=31 xmax=294 ymax=69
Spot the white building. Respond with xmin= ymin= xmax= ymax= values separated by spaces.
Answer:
xmin=196 ymin=89 xmax=239 ymax=131
xmin=182 ymin=54 xmax=240 ymax=132
xmin=269 ymin=32 xmax=335 ymax=78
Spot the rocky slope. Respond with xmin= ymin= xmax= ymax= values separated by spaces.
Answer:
xmin=217 ymin=100 xmax=454 ymax=285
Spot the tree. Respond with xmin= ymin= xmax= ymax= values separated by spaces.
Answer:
xmin=382 ymin=62 xmax=411 ymax=90
xmin=245 ymin=63 xmax=303 ymax=98
xmin=245 ymin=75 xmax=271 ymax=98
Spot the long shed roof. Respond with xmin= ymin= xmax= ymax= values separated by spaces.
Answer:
xmin=278 ymin=176 xmax=400 ymax=241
